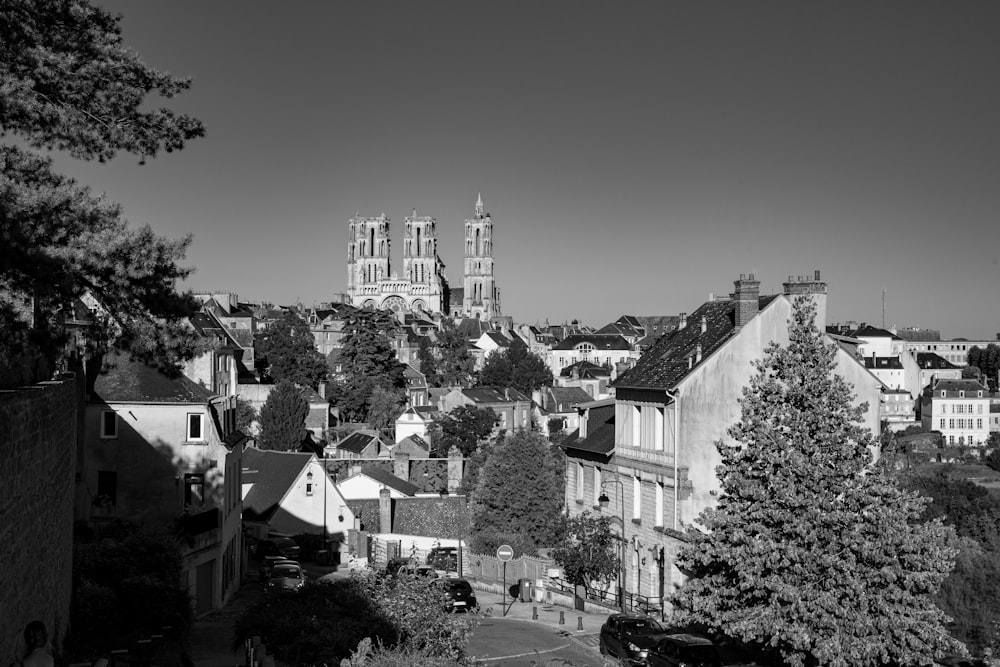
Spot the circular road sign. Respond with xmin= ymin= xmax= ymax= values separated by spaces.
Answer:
xmin=496 ymin=544 xmax=514 ymax=562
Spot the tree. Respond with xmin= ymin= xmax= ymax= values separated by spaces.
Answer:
xmin=962 ymin=365 xmax=982 ymax=379
xmin=1 ymin=0 xmax=205 ymax=379
xmin=255 ymin=310 xmax=327 ymax=389
xmin=328 ymin=308 xmax=406 ymax=422
xmin=551 ymin=512 xmax=621 ymax=597
xmin=968 ymin=345 xmax=1000 ymax=384
xmin=258 ymin=380 xmax=308 ymax=451
xmin=478 ymin=343 xmax=552 ymax=395
xmin=434 ymin=319 xmax=475 ymax=388
xmin=416 ymin=335 xmax=440 ymax=387
xmin=235 ymin=397 xmax=258 ymax=435
xmin=673 ymin=297 xmax=962 ymax=667
xmin=367 ymin=385 xmax=406 ymax=439
xmin=427 ymin=405 xmax=499 ymax=458
xmin=468 ymin=431 xmax=564 ymax=555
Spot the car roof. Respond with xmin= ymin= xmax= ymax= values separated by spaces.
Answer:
xmin=272 ymin=564 xmax=301 ymax=573
xmin=661 ymin=633 xmax=714 ymax=645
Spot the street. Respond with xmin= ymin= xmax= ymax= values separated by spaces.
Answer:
xmin=467 ymin=617 xmax=612 ymax=667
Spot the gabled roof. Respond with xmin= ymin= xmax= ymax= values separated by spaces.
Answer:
xmin=615 ymin=295 xmax=779 ymax=391
xmin=242 ymin=448 xmax=312 ymax=522
xmin=188 ymin=312 xmax=239 ymax=349
xmin=560 ymin=360 xmax=611 ymax=378
xmin=483 ymin=331 xmax=514 ymax=347
xmin=553 ymin=333 xmax=632 ymax=351
xmin=561 ymin=403 xmax=615 ymax=456
xmin=915 ymin=353 xmax=960 ymax=370
xmin=455 ymin=318 xmax=490 ymax=339
xmin=358 ymin=466 xmax=419 ymax=496
xmin=928 ymin=378 xmax=990 ymax=395
xmin=337 ymin=430 xmax=385 ymax=454
xmin=827 ymin=323 xmax=902 ymax=340
xmin=461 ymin=387 xmax=531 ymax=403
xmin=395 ymin=434 xmax=430 ymax=454
xmin=865 ymin=356 xmax=904 ymax=370
xmin=92 ymin=355 xmax=216 ymax=404
xmin=541 ymin=386 xmax=595 ymax=413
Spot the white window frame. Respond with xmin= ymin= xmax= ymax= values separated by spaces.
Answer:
xmin=593 ymin=467 xmax=602 ymax=506
xmin=187 ymin=413 xmax=205 ymax=442
xmin=100 ymin=410 xmax=118 ymax=439
xmin=575 ymin=463 xmax=584 ymax=501
xmin=655 ymin=482 xmax=664 ymax=527
xmin=632 ymin=406 xmax=641 ymax=448
xmin=632 ymin=476 xmax=641 ymax=521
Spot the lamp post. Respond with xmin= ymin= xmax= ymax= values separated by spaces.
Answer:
xmin=598 ymin=479 xmax=626 ymax=613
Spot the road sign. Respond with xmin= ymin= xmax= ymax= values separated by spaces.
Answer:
xmin=497 ymin=544 xmax=514 ymax=562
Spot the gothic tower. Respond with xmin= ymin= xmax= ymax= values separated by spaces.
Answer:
xmin=346 ymin=213 xmax=391 ymax=293
xmin=463 ymin=193 xmax=500 ymax=320
xmin=402 ymin=209 xmax=438 ymax=285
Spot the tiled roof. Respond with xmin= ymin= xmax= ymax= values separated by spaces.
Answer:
xmin=915 ymin=353 xmax=960 ymax=370
xmin=359 ymin=466 xmax=419 ymax=496
xmin=865 ymin=357 xmax=904 ymax=370
xmin=561 ymin=403 xmax=615 ymax=456
xmin=615 ymin=295 xmax=779 ymax=390
xmin=928 ymin=379 xmax=990 ymax=395
xmin=93 ymin=355 xmax=215 ymax=404
xmin=462 ymin=387 xmax=531 ymax=403
xmin=559 ymin=360 xmax=611 ymax=378
xmin=455 ymin=318 xmax=490 ymax=339
xmin=242 ymin=448 xmax=311 ymax=521
xmin=337 ymin=430 xmax=383 ymax=454
xmin=396 ymin=434 xmax=430 ymax=453
xmin=542 ymin=386 xmax=595 ymax=412
xmin=828 ymin=324 xmax=902 ymax=340
xmin=484 ymin=331 xmax=513 ymax=347
xmin=553 ymin=333 xmax=632 ymax=351
xmin=636 ymin=315 xmax=680 ymax=336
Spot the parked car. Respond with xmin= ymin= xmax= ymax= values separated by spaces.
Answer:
xmin=427 ymin=546 xmax=458 ymax=572
xmin=259 ymin=556 xmax=298 ymax=582
xmin=254 ymin=536 xmax=301 ymax=560
xmin=599 ymin=613 xmax=668 ymax=666
xmin=385 ymin=556 xmax=418 ymax=575
xmin=647 ymin=633 xmax=722 ymax=667
xmin=267 ymin=563 xmax=305 ymax=591
xmin=434 ymin=577 xmax=478 ymax=612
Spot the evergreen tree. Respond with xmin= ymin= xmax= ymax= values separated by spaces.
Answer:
xmin=366 ymin=385 xmax=406 ymax=439
xmin=416 ymin=335 xmax=441 ymax=387
xmin=427 ymin=405 xmax=499 ymax=458
xmin=674 ymin=297 xmax=962 ymax=667
xmin=468 ymin=431 xmax=564 ymax=555
xmin=258 ymin=380 xmax=308 ymax=451
xmin=328 ymin=307 xmax=405 ymax=422
xmin=1 ymin=0 xmax=205 ymax=378
xmin=434 ymin=319 xmax=475 ymax=387
xmin=478 ymin=343 xmax=551 ymax=395
xmin=255 ymin=310 xmax=327 ymax=389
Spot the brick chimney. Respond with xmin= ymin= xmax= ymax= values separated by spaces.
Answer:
xmin=678 ymin=312 xmax=687 ymax=330
xmin=732 ymin=273 xmax=760 ymax=330
xmin=393 ymin=450 xmax=410 ymax=481
xmin=379 ymin=487 xmax=392 ymax=534
xmin=783 ymin=270 xmax=828 ymax=330
xmin=447 ymin=446 xmax=463 ymax=494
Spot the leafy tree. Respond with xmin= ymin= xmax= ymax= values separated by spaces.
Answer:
xmin=551 ymin=511 xmax=620 ymax=597
xmin=434 ymin=319 xmax=475 ymax=388
xmin=258 ymin=380 xmax=308 ymax=450
xmin=367 ymin=385 xmax=406 ymax=439
xmin=255 ymin=310 xmax=327 ymax=389
xmin=478 ymin=343 xmax=552 ymax=395
xmin=235 ymin=396 xmax=258 ymax=435
xmin=1 ymin=0 xmax=206 ymax=380
xmin=985 ymin=447 xmax=1000 ymax=473
xmin=674 ymin=297 xmax=962 ymax=667
xmin=427 ymin=405 xmax=499 ymax=458
xmin=416 ymin=335 xmax=440 ymax=387
xmin=468 ymin=431 xmax=564 ymax=555
xmin=968 ymin=344 xmax=1000 ymax=385
xmin=328 ymin=308 xmax=406 ymax=422
xmin=962 ymin=365 xmax=982 ymax=379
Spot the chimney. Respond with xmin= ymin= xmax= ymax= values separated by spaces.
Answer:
xmin=532 ymin=389 xmax=543 ymax=409
xmin=318 ymin=382 xmax=327 ymax=400
xmin=447 ymin=446 xmax=463 ymax=494
xmin=379 ymin=487 xmax=392 ymax=534
xmin=733 ymin=273 xmax=761 ymax=329
xmin=700 ymin=316 xmax=707 ymax=334
xmin=679 ymin=313 xmax=687 ymax=329
xmin=393 ymin=451 xmax=410 ymax=481
xmin=695 ymin=344 xmax=702 ymax=364
xmin=782 ymin=269 xmax=828 ymax=330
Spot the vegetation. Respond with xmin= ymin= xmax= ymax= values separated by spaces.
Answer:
xmin=235 ymin=396 xmax=258 ymax=434
xmin=478 ymin=344 xmax=552 ymax=395
xmin=468 ymin=431 xmax=564 ymax=555
xmin=967 ymin=344 xmax=1000 ymax=387
xmin=328 ymin=308 xmax=406 ymax=422
xmin=433 ymin=319 xmax=476 ymax=387
xmin=366 ymin=385 xmax=406 ymax=439
xmin=254 ymin=310 xmax=328 ymax=389
xmin=1 ymin=0 xmax=205 ymax=381
xmin=428 ymin=405 xmax=499 ymax=457
xmin=674 ymin=297 xmax=962 ymax=667
xmin=65 ymin=521 xmax=191 ymax=660
xmin=258 ymin=380 xmax=309 ymax=450
xmin=550 ymin=512 xmax=620 ymax=596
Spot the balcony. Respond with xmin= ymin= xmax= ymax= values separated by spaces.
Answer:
xmin=614 ymin=446 xmax=676 ymax=472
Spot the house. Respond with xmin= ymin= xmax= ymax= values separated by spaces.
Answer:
xmin=337 ymin=466 xmax=420 ymax=500
xmin=194 ymin=292 xmax=257 ymax=367
xmin=185 ymin=311 xmax=242 ymax=401
xmin=548 ymin=333 xmax=640 ymax=381
xmin=439 ymin=386 xmax=533 ymax=432
xmin=921 ymin=378 xmax=992 ymax=446
xmin=556 ymin=360 xmax=613 ymax=400
xmin=84 ymin=354 xmax=244 ymax=615
xmin=403 ymin=363 xmax=429 ymax=407
xmin=563 ymin=272 xmax=881 ymax=613
xmin=562 ymin=397 xmax=616 ymax=507
xmin=241 ymin=448 xmax=356 ymax=554
xmin=533 ymin=386 xmax=594 ymax=436
xmin=395 ymin=405 xmax=439 ymax=445
xmin=334 ymin=429 xmax=394 ymax=458
xmin=915 ymin=353 xmax=963 ymax=395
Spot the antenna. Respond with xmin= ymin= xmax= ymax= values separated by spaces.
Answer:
xmin=882 ymin=289 xmax=886 ymax=329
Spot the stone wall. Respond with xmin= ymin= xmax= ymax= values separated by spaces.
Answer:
xmin=0 ymin=373 xmax=80 ymax=661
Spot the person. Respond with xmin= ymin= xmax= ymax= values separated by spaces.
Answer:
xmin=16 ymin=621 xmax=53 ymax=667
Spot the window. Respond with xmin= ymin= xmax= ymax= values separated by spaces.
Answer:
xmin=100 ymin=411 xmax=118 ymax=438
xmin=184 ymin=473 xmax=205 ymax=506
xmin=632 ymin=406 xmax=641 ymax=447
xmin=306 ymin=471 xmax=314 ymax=496
xmin=949 ymin=419 xmax=954 ymax=429
xmin=593 ymin=468 xmax=601 ymax=506
xmin=632 ymin=477 xmax=641 ymax=520
xmin=977 ymin=419 xmax=983 ymax=430
xmin=575 ymin=463 xmax=584 ymax=500
xmin=97 ymin=470 xmax=117 ymax=506
xmin=654 ymin=407 xmax=664 ymax=451
xmin=939 ymin=418 xmax=945 ymax=429
xmin=187 ymin=413 xmax=204 ymax=441
xmin=655 ymin=482 xmax=664 ymax=527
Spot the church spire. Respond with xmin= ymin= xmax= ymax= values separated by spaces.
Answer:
xmin=475 ymin=192 xmax=484 ymax=218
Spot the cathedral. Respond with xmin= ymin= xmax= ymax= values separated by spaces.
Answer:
xmin=346 ymin=194 xmax=502 ymax=320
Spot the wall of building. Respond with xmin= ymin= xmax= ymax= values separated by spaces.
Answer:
xmin=0 ymin=373 xmax=80 ymax=661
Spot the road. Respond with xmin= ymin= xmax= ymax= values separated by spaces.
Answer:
xmin=467 ymin=617 xmax=614 ymax=667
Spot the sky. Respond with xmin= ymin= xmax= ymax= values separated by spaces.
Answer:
xmin=51 ymin=1 xmax=1000 ymax=339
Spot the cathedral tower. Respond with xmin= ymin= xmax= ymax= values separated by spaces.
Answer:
xmin=346 ymin=213 xmax=391 ymax=293
xmin=463 ymin=193 xmax=501 ymax=320
xmin=403 ymin=209 xmax=438 ymax=285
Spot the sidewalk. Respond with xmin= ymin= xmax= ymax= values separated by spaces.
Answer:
xmin=471 ymin=583 xmax=613 ymax=636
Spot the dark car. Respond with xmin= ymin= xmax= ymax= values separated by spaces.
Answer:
xmin=599 ymin=613 xmax=668 ymax=665
xmin=267 ymin=563 xmax=305 ymax=591
xmin=647 ymin=633 xmax=721 ymax=667
xmin=259 ymin=556 xmax=298 ymax=582
xmin=254 ymin=536 xmax=301 ymax=560
xmin=435 ymin=577 xmax=478 ymax=612
xmin=427 ymin=546 xmax=459 ymax=573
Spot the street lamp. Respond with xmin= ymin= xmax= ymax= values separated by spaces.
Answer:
xmin=598 ymin=478 xmax=626 ymax=613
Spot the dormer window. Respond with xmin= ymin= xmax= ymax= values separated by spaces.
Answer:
xmin=959 ymin=391 xmax=965 ymax=398
xmin=940 ymin=391 xmax=946 ymax=398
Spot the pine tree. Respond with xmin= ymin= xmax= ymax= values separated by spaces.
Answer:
xmin=258 ymin=380 xmax=309 ymax=451
xmin=1 ymin=0 xmax=205 ymax=378
xmin=468 ymin=431 xmax=564 ymax=555
xmin=416 ymin=335 xmax=441 ymax=387
xmin=327 ymin=307 xmax=405 ymax=422
xmin=674 ymin=297 xmax=962 ymax=667
xmin=255 ymin=310 xmax=328 ymax=389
